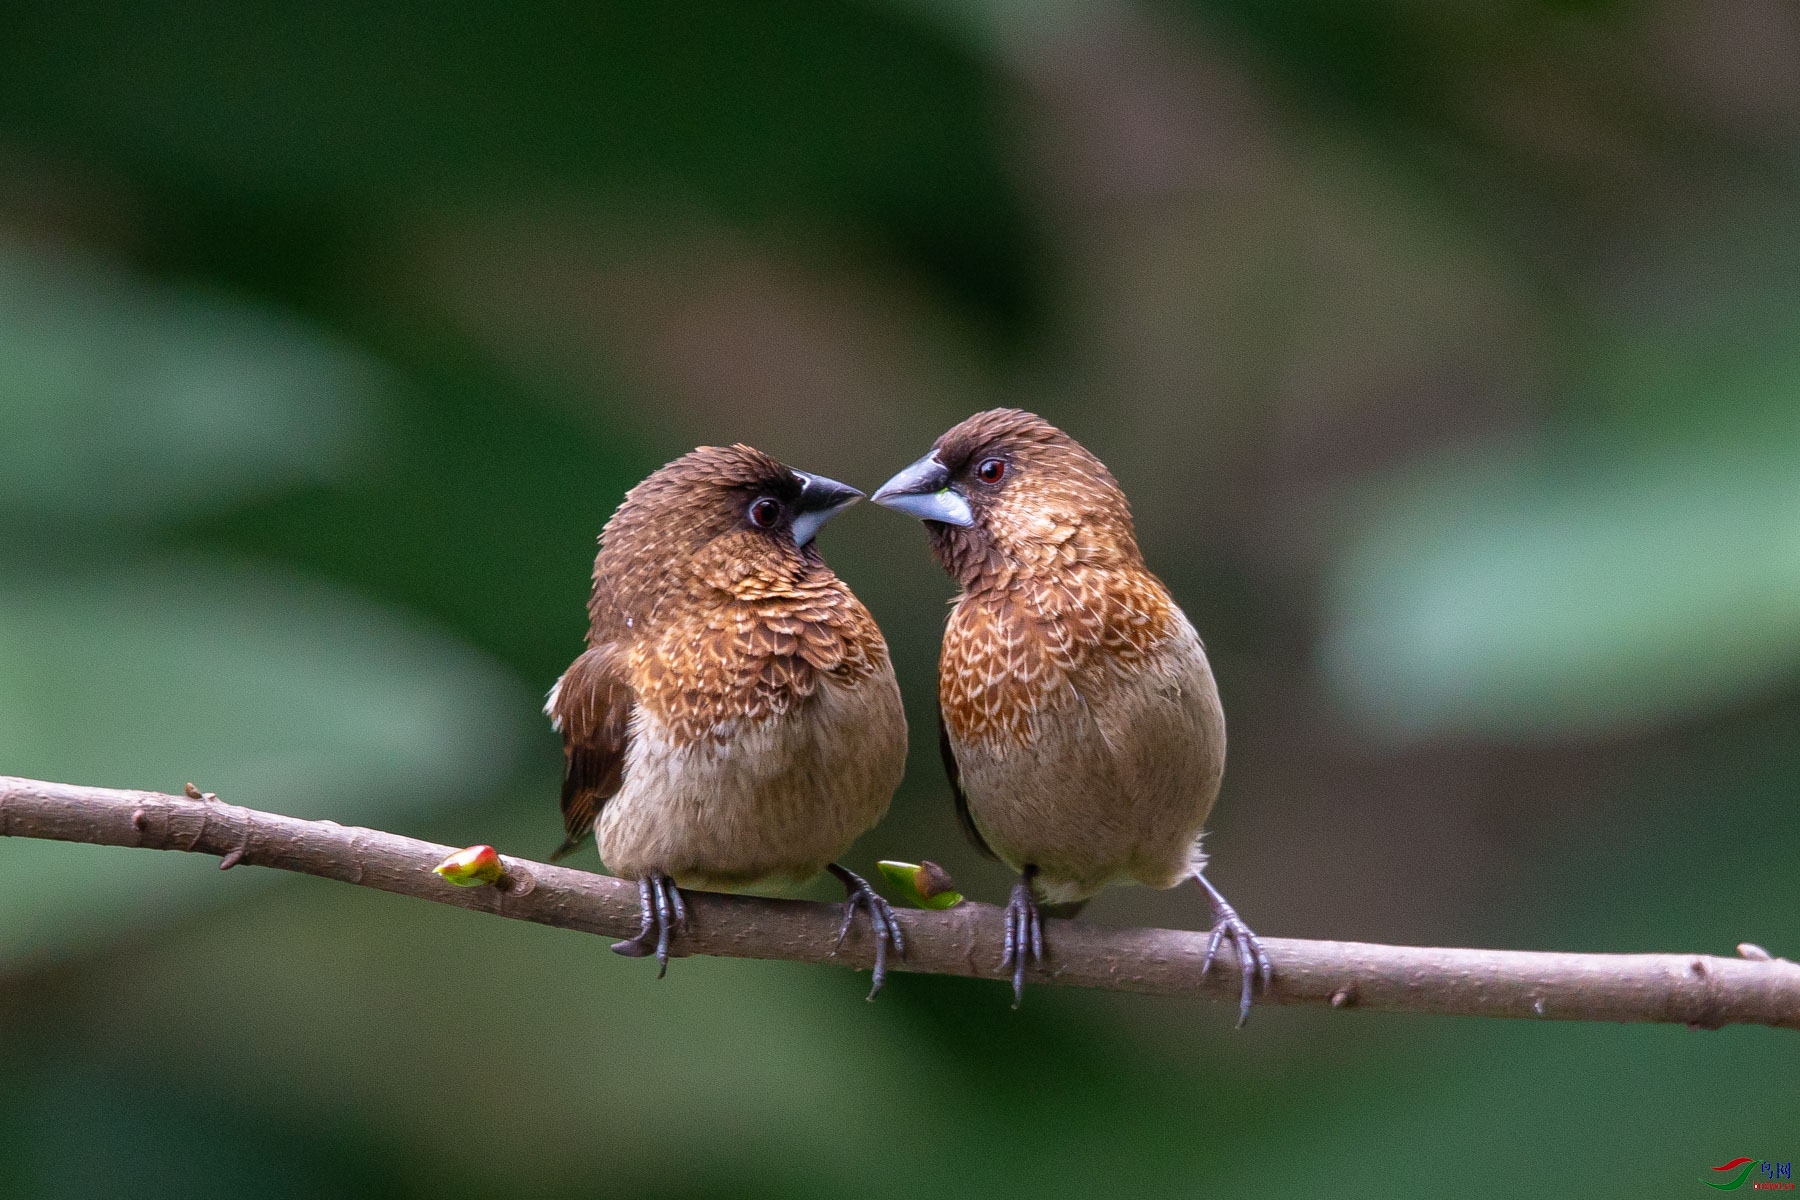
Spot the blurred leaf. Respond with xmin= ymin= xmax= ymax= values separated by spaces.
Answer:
xmin=0 ymin=0 xmax=1038 ymax=335
xmin=1211 ymin=713 xmax=1800 ymax=1198
xmin=61 ymin=861 xmax=1292 ymax=1199
xmin=1321 ymin=427 xmax=1800 ymax=740
xmin=2 ymin=1061 xmax=421 ymax=1200
xmin=0 ymin=238 xmax=380 ymax=525
xmin=182 ymin=342 xmax=650 ymax=687
xmin=0 ymin=556 xmax=531 ymax=967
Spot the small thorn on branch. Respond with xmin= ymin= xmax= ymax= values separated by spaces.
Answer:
xmin=219 ymin=848 xmax=247 ymax=870
xmin=1738 ymin=943 xmax=1773 ymax=961
xmin=184 ymin=783 xmax=203 ymax=800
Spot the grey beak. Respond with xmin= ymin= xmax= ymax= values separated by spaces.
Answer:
xmin=790 ymin=470 xmax=863 ymax=546
xmin=871 ymin=451 xmax=976 ymax=527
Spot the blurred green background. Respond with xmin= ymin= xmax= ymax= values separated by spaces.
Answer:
xmin=2 ymin=0 xmax=1797 ymax=1195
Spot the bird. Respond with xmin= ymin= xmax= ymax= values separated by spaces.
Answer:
xmin=871 ymin=409 xmax=1270 ymax=1022
xmin=546 ymin=444 xmax=910 ymax=997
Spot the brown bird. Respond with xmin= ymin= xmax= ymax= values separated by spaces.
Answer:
xmin=872 ymin=409 xmax=1269 ymax=1021
xmin=547 ymin=444 xmax=909 ymax=995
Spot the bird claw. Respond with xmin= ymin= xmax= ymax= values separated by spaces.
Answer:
xmin=828 ymin=864 xmax=905 ymax=1000
xmin=1195 ymin=872 xmax=1272 ymax=1027
xmin=999 ymin=871 xmax=1045 ymax=1009
xmin=611 ymin=874 xmax=686 ymax=977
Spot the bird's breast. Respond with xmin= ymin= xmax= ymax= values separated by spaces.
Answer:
xmin=600 ymin=647 xmax=907 ymax=892
xmin=939 ymin=566 xmax=1176 ymax=746
xmin=940 ymin=573 xmax=1223 ymax=900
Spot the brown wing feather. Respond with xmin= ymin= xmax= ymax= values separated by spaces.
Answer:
xmin=939 ymin=707 xmax=997 ymax=862
xmin=549 ymin=644 xmax=633 ymax=861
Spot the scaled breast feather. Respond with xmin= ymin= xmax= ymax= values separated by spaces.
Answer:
xmin=632 ymin=588 xmax=885 ymax=744
xmin=942 ymin=566 xmax=1174 ymax=745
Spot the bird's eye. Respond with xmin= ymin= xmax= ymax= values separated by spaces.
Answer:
xmin=748 ymin=497 xmax=783 ymax=529
xmin=975 ymin=457 xmax=1007 ymax=484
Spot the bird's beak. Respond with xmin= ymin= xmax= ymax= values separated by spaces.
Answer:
xmin=790 ymin=470 xmax=864 ymax=546
xmin=870 ymin=452 xmax=975 ymax=527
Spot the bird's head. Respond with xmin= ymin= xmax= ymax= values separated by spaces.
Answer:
xmin=872 ymin=409 xmax=1139 ymax=586
xmin=596 ymin=444 xmax=861 ymax=617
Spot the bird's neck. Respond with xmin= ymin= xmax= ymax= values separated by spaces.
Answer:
xmin=928 ymin=521 xmax=1144 ymax=594
xmin=596 ymin=540 xmax=836 ymax=632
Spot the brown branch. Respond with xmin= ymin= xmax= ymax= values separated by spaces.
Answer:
xmin=2 ymin=774 xmax=1796 ymax=1030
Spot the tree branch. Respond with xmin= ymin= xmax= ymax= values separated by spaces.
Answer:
xmin=2 ymin=775 xmax=1795 ymax=1030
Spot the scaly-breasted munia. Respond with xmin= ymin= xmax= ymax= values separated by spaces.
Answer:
xmin=547 ymin=445 xmax=909 ymax=995
xmin=872 ymin=410 xmax=1269 ymax=1021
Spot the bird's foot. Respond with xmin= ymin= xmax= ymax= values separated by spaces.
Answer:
xmin=827 ymin=863 xmax=905 ymax=1000
xmin=611 ymin=873 xmax=688 ymax=978
xmin=1195 ymin=872 xmax=1271 ymax=1027
xmin=1000 ymin=870 xmax=1046 ymax=1009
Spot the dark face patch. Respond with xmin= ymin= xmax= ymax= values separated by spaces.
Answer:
xmin=594 ymin=444 xmax=828 ymax=623
xmin=728 ymin=464 xmax=805 ymax=540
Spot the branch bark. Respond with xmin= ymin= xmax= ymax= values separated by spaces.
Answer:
xmin=2 ymin=775 xmax=1796 ymax=1030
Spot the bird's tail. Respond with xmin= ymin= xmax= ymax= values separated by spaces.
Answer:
xmin=547 ymin=833 xmax=588 ymax=863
